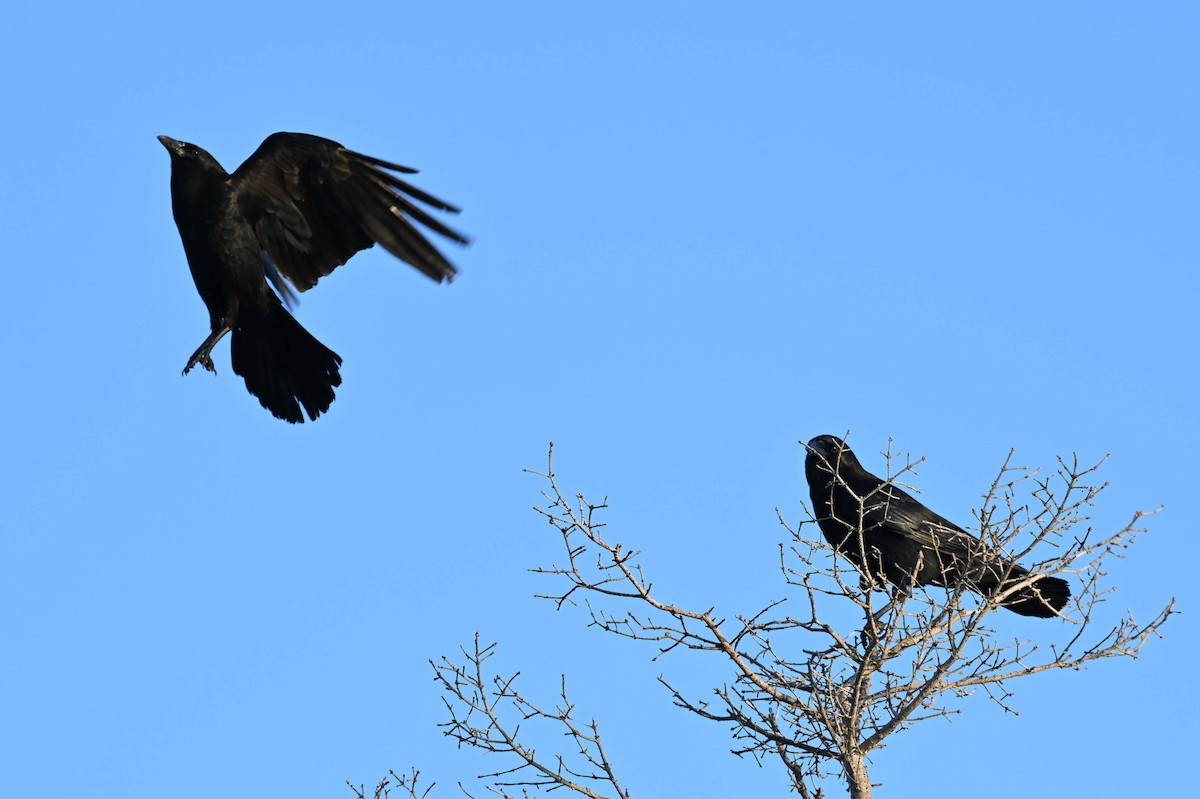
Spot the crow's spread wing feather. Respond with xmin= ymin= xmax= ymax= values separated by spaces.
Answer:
xmin=229 ymin=132 xmax=468 ymax=292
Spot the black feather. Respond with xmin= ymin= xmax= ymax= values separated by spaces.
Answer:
xmin=159 ymin=132 xmax=468 ymax=422
xmin=804 ymin=435 xmax=1070 ymax=618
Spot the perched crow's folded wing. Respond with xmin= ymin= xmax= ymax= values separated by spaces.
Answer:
xmin=862 ymin=482 xmax=982 ymax=564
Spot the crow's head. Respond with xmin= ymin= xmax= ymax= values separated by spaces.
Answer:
xmin=804 ymin=434 xmax=866 ymax=477
xmin=159 ymin=135 xmax=196 ymax=158
xmin=806 ymin=434 xmax=847 ymax=460
xmin=158 ymin=135 xmax=224 ymax=172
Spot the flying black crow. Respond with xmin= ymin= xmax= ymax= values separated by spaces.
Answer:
xmin=804 ymin=435 xmax=1070 ymax=617
xmin=159 ymin=132 xmax=469 ymax=423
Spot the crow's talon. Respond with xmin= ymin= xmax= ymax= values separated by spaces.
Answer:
xmin=183 ymin=353 xmax=218 ymax=376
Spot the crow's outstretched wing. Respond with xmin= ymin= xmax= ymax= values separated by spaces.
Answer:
xmin=230 ymin=132 xmax=468 ymax=292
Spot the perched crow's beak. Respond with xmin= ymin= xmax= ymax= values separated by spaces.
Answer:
xmin=158 ymin=135 xmax=183 ymax=155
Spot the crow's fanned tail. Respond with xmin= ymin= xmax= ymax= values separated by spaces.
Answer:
xmin=230 ymin=305 xmax=342 ymax=423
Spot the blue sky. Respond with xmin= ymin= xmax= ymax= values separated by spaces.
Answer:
xmin=1 ymin=3 xmax=1194 ymax=796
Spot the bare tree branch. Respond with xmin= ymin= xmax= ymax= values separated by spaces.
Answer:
xmin=431 ymin=633 xmax=631 ymax=799
xmin=347 ymin=768 xmax=433 ymax=799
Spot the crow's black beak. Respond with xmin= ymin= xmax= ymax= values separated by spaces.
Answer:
xmin=158 ymin=135 xmax=183 ymax=155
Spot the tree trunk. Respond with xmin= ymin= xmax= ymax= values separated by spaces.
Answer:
xmin=843 ymin=751 xmax=872 ymax=799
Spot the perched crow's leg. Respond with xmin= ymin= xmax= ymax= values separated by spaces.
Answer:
xmin=878 ymin=585 xmax=915 ymax=620
xmin=183 ymin=325 xmax=232 ymax=376
xmin=859 ymin=598 xmax=897 ymax=651
xmin=854 ymin=575 xmax=896 ymax=620
xmin=871 ymin=599 xmax=897 ymax=622
xmin=854 ymin=578 xmax=893 ymax=652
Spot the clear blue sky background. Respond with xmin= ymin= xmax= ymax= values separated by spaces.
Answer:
xmin=1 ymin=3 xmax=1194 ymax=797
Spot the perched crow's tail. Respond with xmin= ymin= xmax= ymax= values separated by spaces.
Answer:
xmin=230 ymin=305 xmax=342 ymax=423
xmin=982 ymin=566 xmax=1071 ymax=618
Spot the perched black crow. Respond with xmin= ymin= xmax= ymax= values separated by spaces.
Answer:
xmin=159 ymin=132 xmax=469 ymax=423
xmin=804 ymin=435 xmax=1070 ymax=617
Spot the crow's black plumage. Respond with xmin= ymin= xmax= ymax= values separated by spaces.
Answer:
xmin=159 ymin=132 xmax=468 ymax=423
xmin=804 ymin=435 xmax=1070 ymax=617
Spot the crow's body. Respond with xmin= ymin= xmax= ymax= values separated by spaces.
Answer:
xmin=159 ymin=132 xmax=467 ymax=423
xmin=804 ymin=435 xmax=1070 ymax=617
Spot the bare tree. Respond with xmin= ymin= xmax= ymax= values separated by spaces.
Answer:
xmin=364 ymin=440 xmax=1173 ymax=798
